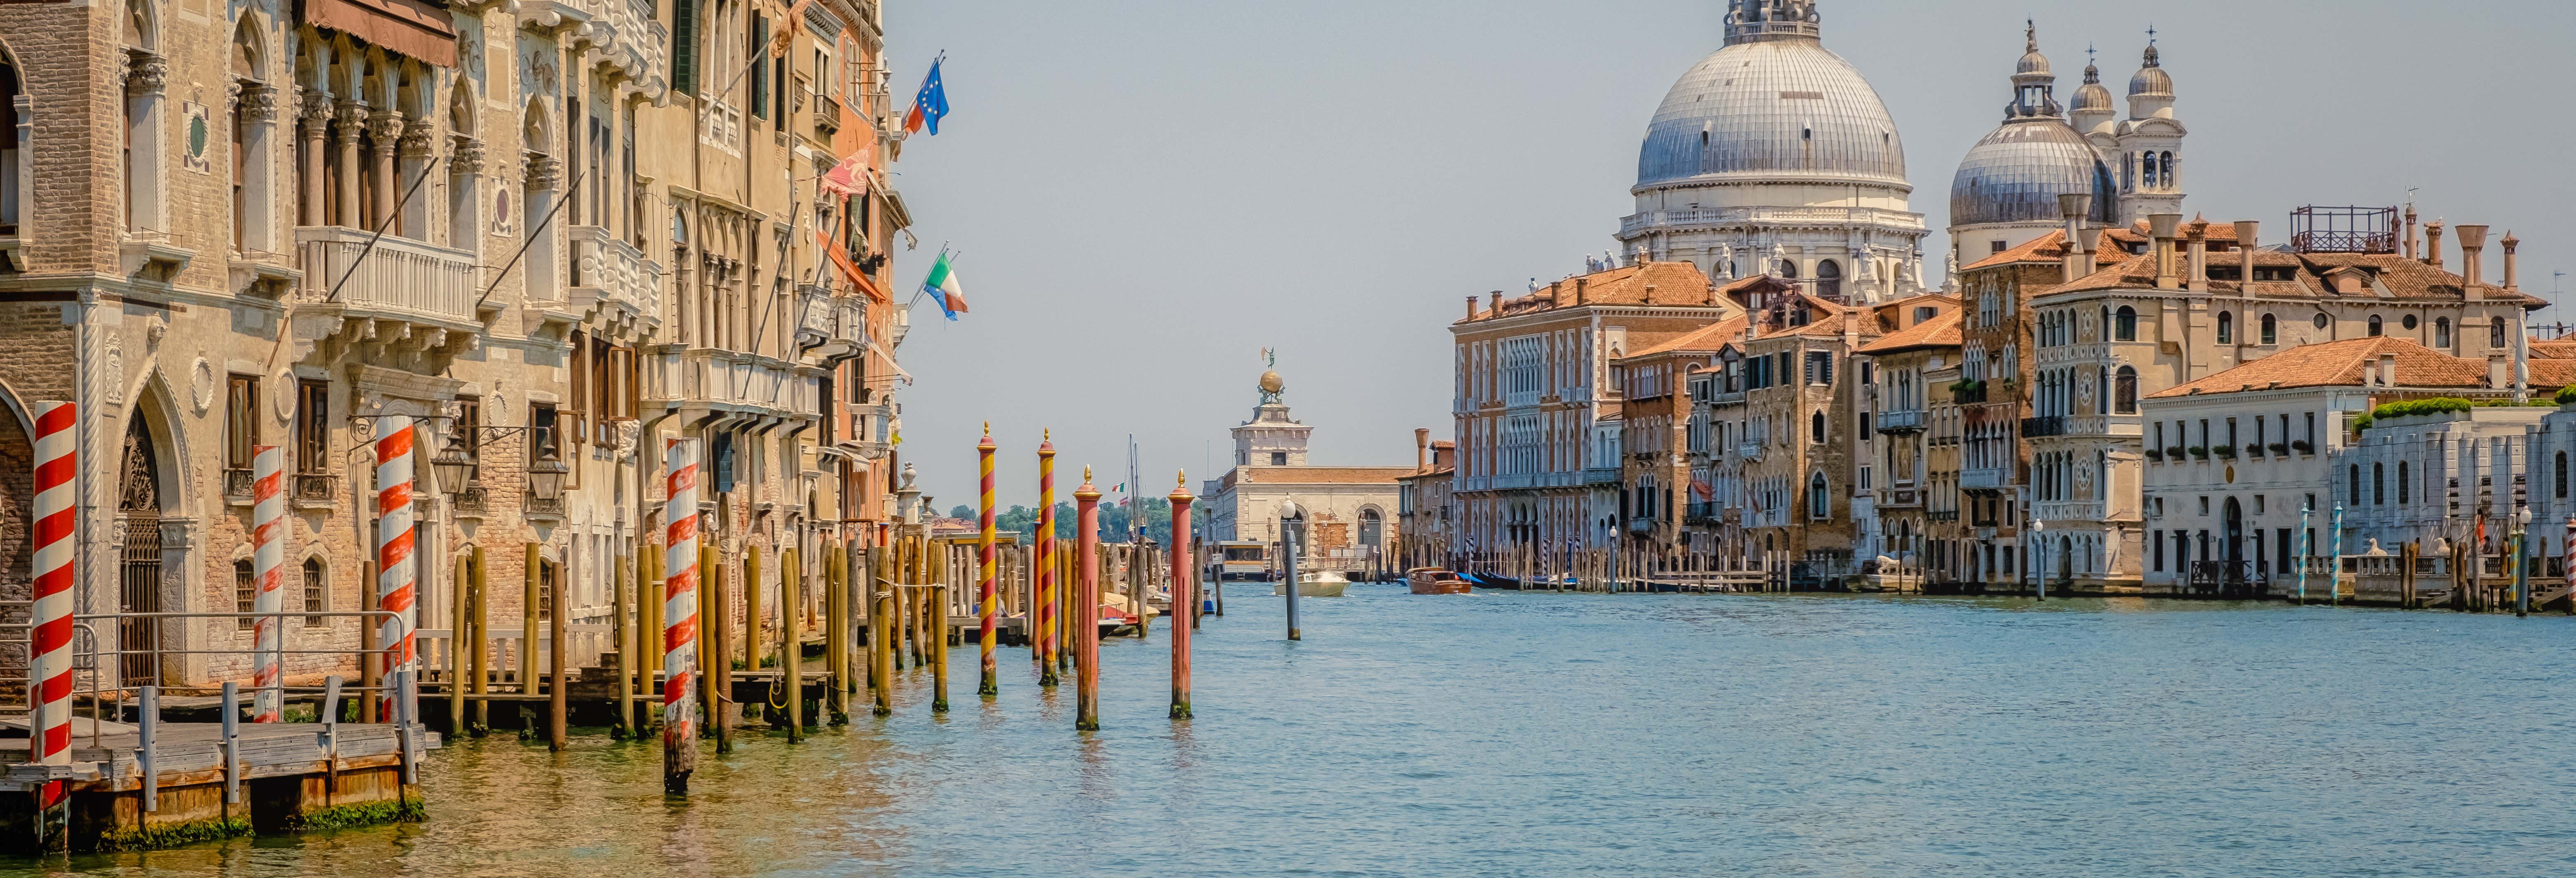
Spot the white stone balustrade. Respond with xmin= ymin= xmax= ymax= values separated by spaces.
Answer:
xmin=572 ymin=225 xmax=662 ymax=330
xmin=296 ymin=225 xmax=480 ymax=328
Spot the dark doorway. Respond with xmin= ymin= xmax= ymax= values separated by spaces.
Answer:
xmin=118 ymin=414 xmax=165 ymax=686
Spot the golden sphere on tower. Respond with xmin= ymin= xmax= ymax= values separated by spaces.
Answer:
xmin=1258 ymin=370 xmax=1284 ymax=395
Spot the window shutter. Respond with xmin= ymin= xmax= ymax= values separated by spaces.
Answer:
xmin=673 ymin=0 xmax=700 ymax=95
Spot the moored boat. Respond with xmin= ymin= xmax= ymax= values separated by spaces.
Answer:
xmin=1407 ymin=567 xmax=1472 ymax=595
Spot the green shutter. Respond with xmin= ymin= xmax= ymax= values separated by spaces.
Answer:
xmin=750 ymin=17 xmax=769 ymax=118
xmin=672 ymin=0 xmax=699 ymax=95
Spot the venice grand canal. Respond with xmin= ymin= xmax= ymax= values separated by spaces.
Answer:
xmin=16 ymin=589 xmax=2571 ymax=878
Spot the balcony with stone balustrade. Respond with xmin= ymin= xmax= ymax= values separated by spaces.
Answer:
xmin=291 ymin=226 xmax=485 ymax=365
xmin=570 ymin=225 xmax=664 ymax=336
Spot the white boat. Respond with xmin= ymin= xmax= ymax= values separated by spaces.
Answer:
xmin=1275 ymin=570 xmax=1350 ymax=597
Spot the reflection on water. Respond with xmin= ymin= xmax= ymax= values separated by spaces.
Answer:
xmin=11 ymin=590 xmax=2574 ymax=877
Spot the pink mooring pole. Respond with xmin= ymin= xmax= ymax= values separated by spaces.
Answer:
xmin=250 ymin=445 xmax=286 ymax=722
xmin=29 ymin=402 xmax=75 ymax=821
xmin=1167 ymin=472 xmax=1194 ymax=720
xmin=373 ymin=417 xmax=418 ymax=721
xmin=1074 ymin=467 xmax=1102 ymax=731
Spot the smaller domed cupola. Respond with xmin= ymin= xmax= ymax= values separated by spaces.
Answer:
xmin=2071 ymin=57 xmax=2114 ymax=114
xmin=2005 ymin=21 xmax=2061 ymax=121
xmin=2128 ymin=43 xmax=2173 ymax=97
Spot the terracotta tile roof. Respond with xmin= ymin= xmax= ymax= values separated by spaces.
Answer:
xmin=1234 ymin=466 xmax=1415 ymax=485
xmin=1753 ymin=293 xmax=1869 ymax=341
xmin=1619 ymin=316 xmax=1749 ymax=359
xmin=1461 ymin=261 xmax=1724 ymax=323
xmin=2146 ymin=337 xmax=2490 ymax=398
xmin=2529 ymin=359 xmax=2576 ymax=388
xmin=1960 ymin=229 xmax=2138 ymax=272
xmin=2017 ymin=225 xmax=2542 ymax=306
xmin=2529 ymin=339 xmax=2576 ymax=360
xmin=1857 ymin=310 xmax=1963 ymax=354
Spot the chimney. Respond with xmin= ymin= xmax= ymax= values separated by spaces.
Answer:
xmin=1574 ymin=277 xmax=1589 ymax=305
xmin=2185 ymin=218 xmax=2209 ymax=293
xmin=2500 ymin=232 xmax=2519 ymax=291
xmin=2057 ymin=193 xmax=2092 ymax=284
xmin=2233 ymin=220 xmax=2259 ymax=290
xmin=1548 ymin=280 xmax=1563 ymax=303
xmin=1489 ymin=291 xmax=1502 ymax=315
xmin=2148 ymin=213 xmax=2183 ymax=290
xmin=2424 ymin=220 xmax=2445 ymax=269
xmin=2403 ymin=205 xmax=2419 ymax=261
xmin=2379 ymin=353 xmax=2398 ymax=388
xmin=1415 ymin=428 xmax=1430 ymax=473
xmin=2457 ymin=224 xmax=2488 ymax=287
xmin=1466 ymin=296 xmax=1480 ymax=320
xmin=2488 ymin=354 xmax=2507 ymax=390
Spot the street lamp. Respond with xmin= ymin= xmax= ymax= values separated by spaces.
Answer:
xmin=527 ymin=454 xmax=571 ymax=501
xmin=431 ymin=437 xmax=477 ymax=492
xmin=2514 ymin=506 xmax=2533 ymax=617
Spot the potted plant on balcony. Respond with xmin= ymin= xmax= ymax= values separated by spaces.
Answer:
xmin=2166 ymin=445 xmax=2187 ymax=460
xmin=2268 ymin=442 xmax=2289 ymax=455
xmin=2188 ymin=445 xmax=2209 ymax=459
xmin=2213 ymin=444 xmax=2237 ymax=460
xmin=2291 ymin=439 xmax=2314 ymax=454
xmin=2145 ymin=448 xmax=2164 ymax=462
xmin=2244 ymin=443 xmax=2264 ymax=458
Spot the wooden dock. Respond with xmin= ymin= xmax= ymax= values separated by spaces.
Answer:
xmin=0 ymin=719 xmax=433 ymax=852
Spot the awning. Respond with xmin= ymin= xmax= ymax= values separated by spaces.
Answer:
xmin=301 ymin=0 xmax=459 ymax=67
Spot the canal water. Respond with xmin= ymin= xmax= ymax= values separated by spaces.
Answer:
xmin=15 ymin=589 xmax=2576 ymax=877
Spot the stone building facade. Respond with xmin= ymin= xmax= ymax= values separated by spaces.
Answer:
xmin=0 ymin=0 xmax=912 ymax=690
xmin=1448 ymin=260 xmax=1738 ymax=560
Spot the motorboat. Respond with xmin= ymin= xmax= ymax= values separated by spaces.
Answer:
xmin=1275 ymin=570 xmax=1349 ymax=597
xmin=1407 ymin=568 xmax=1472 ymax=595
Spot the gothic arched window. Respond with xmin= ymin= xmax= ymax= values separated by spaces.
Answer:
xmin=1808 ymin=472 xmax=1830 ymax=521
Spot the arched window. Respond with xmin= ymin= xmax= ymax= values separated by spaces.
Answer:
xmin=2558 ymin=451 xmax=2568 ymax=499
xmin=1359 ymin=509 xmax=1384 ymax=551
xmin=2159 ymin=151 xmax=2175 ymax=186
xmin=1810 ymin=411 xmax=1825 ymax=444
xmin=2492 ymin=317 xmax=2508 ymax=349
xmin=2141 ymin=151 xmax=2157 ymax=187
xmin=1815 ymin=259 xmax=1842 ymax=299
xmin=2436 ymin=317 xmax=2453 ymax=349
xmin=2114 ymin=306 xmax=2137 ymax=341
xmin=2398 ymin=461 xmax=2410 ymax=504
xmin=1777 ymin=260 xmax=1799 ymax=279
xmin=1808 ymin=472 xmax=1830 ymax=520
xmin=2368 ymin=315 xmax=2383 ymax=337
xmin=2260 ymin=314 xmax=2277 ymax=345
xmin=303 ymin=556 xmax=327 ymax=624
xmin=2348 ymin=464 xmax=2361 ymax=506
xmin=2372 ymin=462 xmax=2385 ymax=505
xmin=0 ymin=46 xmax=21 ymax=236
xmin=2114 ymin=366 xmax=2138 ymax=414
xmin=233 ymin=559 xmax=256 ymax=630
xmin=2216 ymin=311 xmax=2233 ymax=344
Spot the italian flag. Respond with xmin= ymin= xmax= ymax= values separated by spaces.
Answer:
xmin=923 ymin=251 xmax=968 ymax=321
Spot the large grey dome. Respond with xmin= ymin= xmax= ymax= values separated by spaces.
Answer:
xmin=1949 ymin=120 xmax=2116 ymax=228
xmin=1636 ymin=37 xmax=1907 ymax=189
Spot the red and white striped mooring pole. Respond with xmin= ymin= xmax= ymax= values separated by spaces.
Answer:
xmin=251 ymin=445 xmax=286 ymax=722
xmin=30 ymin=401 xmax=76 ymax=820
xmin=663 ymin=437 xmax=702 ymax=793
xmin=374 ymin=416 xmax=417 ymax=720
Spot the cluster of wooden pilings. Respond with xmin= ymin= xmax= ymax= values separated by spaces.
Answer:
xmin=414 ymin=430 xmax=1215 ymax=795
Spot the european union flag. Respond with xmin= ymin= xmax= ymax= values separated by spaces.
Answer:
xmin=906 ymin=58 xmax=949 ymax=136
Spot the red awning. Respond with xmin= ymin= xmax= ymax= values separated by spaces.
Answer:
xmin=301 ymin=0 xmax=459 ymax=67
